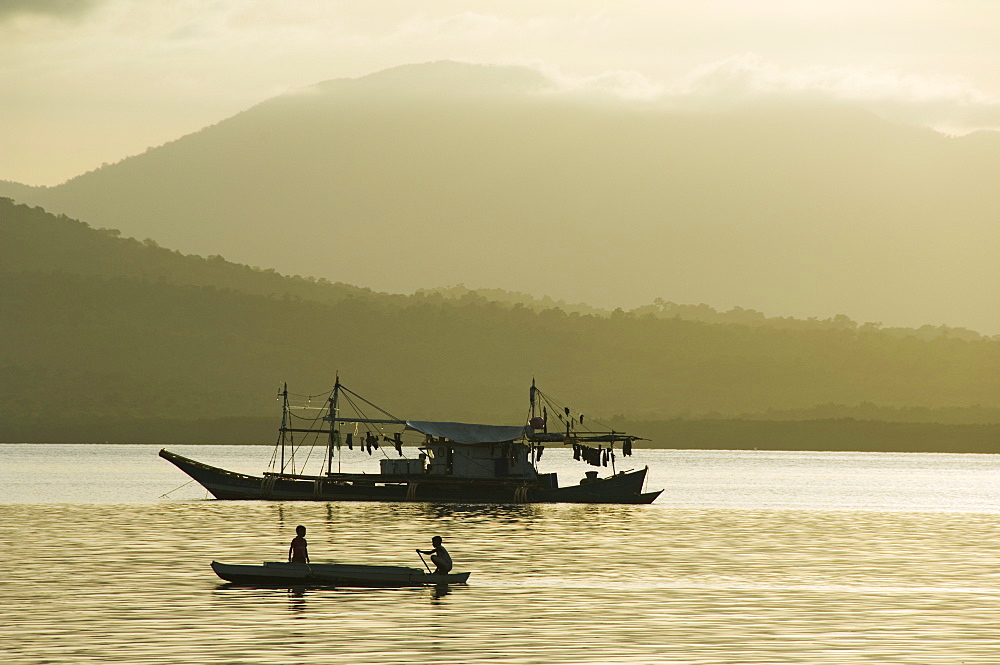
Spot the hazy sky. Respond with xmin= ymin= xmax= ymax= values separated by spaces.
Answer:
xmin=3 ymin=0 xmax=1000 ymax=186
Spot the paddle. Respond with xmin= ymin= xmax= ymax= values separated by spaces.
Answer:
xmin=416 ymin=549 xmax=433 ymax=574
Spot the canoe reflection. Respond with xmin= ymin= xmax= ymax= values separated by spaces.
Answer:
xmin=214 ymin=582 xmax=463 ymax=601
xmin=430 ymin=583 xmax=451 ymax=601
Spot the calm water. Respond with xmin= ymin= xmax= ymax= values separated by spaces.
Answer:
xmin=1 ymin=444 xmax=999 ymax=664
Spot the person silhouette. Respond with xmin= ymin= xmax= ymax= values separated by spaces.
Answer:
xmin=416 ymin=535 xmax=452 ymax=574
xmin=288 ymin=525 xmax=309 ymax=564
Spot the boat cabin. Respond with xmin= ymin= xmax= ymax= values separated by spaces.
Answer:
xmin=422 ymin=439 xmax=535 ymax=478
xmin=376 ymin=420 xmax=556 ymax=487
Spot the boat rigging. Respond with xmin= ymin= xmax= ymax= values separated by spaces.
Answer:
xmin=160 ymin=377 xmax=662 ymax=504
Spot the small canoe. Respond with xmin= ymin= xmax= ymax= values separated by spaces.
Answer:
xmin=211 ymin=561 xmax=470 ymax=587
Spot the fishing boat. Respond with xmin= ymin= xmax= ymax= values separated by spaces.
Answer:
xmin=160 ymin=378 xmax=662 ymax=504
xmin=211 ymin=561 xmax=470 ymax=587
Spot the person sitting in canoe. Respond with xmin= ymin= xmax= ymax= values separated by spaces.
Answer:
xmin=416 ymin=535 xmax=452 ymax=574
xmin=288 ymin=525 xmax=309 ymax=564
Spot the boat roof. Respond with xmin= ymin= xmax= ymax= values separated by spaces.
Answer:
xmin=405 ymin=421 xmax=528 ymax=445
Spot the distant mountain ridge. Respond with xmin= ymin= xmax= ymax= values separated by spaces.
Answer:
xmin=1 ymin=61 xmax=997 ymax=334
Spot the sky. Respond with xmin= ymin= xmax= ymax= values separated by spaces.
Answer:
xmin=3 ymin=0 xmax=1000 ymax=187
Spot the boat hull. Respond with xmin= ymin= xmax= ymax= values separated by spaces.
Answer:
xmin=212 ymin=561 xmax=470 ymax=587
xmin=160 ymin=449 xmax=662 ymax=504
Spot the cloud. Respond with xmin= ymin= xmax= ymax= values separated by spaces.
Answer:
xmin=536 ymin=66 xmax=663 ymax=100
xmin=0 ymin=0 xmax=100 ymax=21
xmin=668 ymin=53 xmax=1000 ymax=133
xmin=478 ymin=56 xmax=1000 ymax=135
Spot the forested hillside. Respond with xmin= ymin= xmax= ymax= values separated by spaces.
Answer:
xmin=1 ymin=200 xmax=379 ymax=304
xmin=3 ymin=199 xmax=999 ymax=447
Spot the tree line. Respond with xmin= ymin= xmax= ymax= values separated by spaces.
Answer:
xmin=2 ymin=198 xmax=998 ymax=447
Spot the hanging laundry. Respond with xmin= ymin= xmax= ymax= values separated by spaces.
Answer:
xmin=346 ymin=432 xmax=354 ymax=450
xmin=622 ymin=438 xmax=632 ymax=456
xmin=394 ymin=432 xmax=403 ymax=456
xmin=575 ymin=443 xmax=601 ymax=466
xmin=536 ymin=446 xmax=543 ymax=461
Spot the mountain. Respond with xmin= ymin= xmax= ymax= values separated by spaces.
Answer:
xmin=3 ymin=198 xmax=999 ymax=446
xmin=1 ymin=61 xmax=998 ymax=334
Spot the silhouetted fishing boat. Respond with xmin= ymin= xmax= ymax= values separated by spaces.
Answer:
xmin=160 ymin=378 xmax=662 ymax=504
xmin=211 ymin=561 xmax=470 ymax=587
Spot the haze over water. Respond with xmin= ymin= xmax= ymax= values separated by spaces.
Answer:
xmin=2 ymin=445 xmax=998 ymax=664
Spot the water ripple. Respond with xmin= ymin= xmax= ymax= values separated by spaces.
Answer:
xmin=2 ymin=446 xmax=999 ymax=663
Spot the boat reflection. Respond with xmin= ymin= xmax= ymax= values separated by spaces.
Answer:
xmin=416 ymin=503 xmax=542 ymax=521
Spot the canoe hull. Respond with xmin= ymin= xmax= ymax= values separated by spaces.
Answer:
xmin=212 ymin=561 xmax=470 ymax=587
xmin=160 ymin=449 xmax=662 ymax=504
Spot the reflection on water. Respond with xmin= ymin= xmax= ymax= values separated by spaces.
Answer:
xmin=1 ymin=446 xmax=999 ymax=664
xmin=3 ymin=501 xmax=999 ymax=664
xmin=415 ymin=502 xmax=544 ymax=521
xmin=430 ymin=583 xmax=453 ymax=602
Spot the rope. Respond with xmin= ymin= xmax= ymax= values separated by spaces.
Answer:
xmin=158 ymin=479 xmax=194 ymax=498
xmin=340 ymin=391 xmax=397 ymax=460
xmin=284 ymin=389 xmax=332 ymax=400
xmin=339 ymin=383 xmax=405 ymax=422
xmin=280 ymin=395 xmax=329 ymax=473
xmin=534 ymin=387 xmax=619 ymax=437
xmin=266 ymin=381 xmax=415 ymax=477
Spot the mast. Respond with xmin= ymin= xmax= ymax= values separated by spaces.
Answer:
xmin=529 ymin=378 xmax=537 ymax=469
xmin=530 ymin=377 xmax=536 ymax=421
xmin=279 ymin=382 xmax=288 ymax=471
xmin=327 ymin=374 xmax=340 ymax=476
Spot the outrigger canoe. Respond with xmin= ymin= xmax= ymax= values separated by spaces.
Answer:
xmin=211 ymin=561 xmax=470 ymax=587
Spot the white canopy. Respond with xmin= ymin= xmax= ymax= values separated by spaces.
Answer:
xmin=405 ymin=421 xmax=528 ymax=445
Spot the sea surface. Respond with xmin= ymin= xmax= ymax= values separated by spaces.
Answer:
xmin=1 ymin=444 xmax=998 ymax=664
